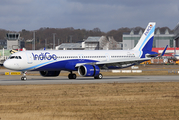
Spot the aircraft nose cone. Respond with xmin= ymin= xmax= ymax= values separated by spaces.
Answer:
xmin=3 ymin=60 xmax=13 ymax=69
xmin=3 ymin=60 xmax=20 ymax=70
xmin=3 ymin=60 xmax=10 ymax=69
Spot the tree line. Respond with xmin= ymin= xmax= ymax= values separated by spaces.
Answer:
xmin=0 ymin=26 xmax=173 ymax=50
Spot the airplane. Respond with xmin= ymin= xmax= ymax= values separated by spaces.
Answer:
xmin=4 ymin=22 xmax=158 ymax=81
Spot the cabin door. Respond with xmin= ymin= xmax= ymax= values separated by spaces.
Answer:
xmin=26 ymin=52 xmax=33 ymax=64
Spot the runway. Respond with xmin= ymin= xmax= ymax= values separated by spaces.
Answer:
xmin=0 ymin=75 xmax=179 ymax=85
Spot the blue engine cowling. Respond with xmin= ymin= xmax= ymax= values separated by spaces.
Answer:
xmin=40 ymin=71 xmax=60 ymax=77
xmin=78 ymin=65 xmax=100 ymax=77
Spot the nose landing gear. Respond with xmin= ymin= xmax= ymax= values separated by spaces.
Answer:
xmin=21 ymin=71 xmax=27 ymax=81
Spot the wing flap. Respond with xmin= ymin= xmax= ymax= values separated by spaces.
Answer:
xmin=75 ymin=58 xmax=151 ymax=67
xmin=96 ymin=58 xmax=150 ymax=65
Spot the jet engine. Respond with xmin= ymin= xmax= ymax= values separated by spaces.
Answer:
xmin=78 ymin=65 xmax=100 ymax=77
xmin=40 ymin=71 xmax=60 ymax=77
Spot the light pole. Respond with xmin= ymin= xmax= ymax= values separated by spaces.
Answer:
xmin=58 ymin=39 xmax=60 ymax=45
xmin=33 ymin=31 xmax=35 ymax=50
xmin=53 ymin=33 xmax=56 ymax=49
xmin=45 ymin=39 xmax=47 ymax=48
xmin=69 ymin=35 xmax=73 ymax=43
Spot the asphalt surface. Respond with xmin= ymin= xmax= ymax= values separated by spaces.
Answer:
xmin=0 ymin=67 xmax=179 ymax=85
xmin=0 ymin=75 xmax=179 ymax=85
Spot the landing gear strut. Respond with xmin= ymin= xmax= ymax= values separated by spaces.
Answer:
xmin=21 ymin=71 xmax=27 ymax=81
xmin=94 ymin=73 xmax=103 ymax=79
xmin=68 ymin=71 xmax=76 ymax=79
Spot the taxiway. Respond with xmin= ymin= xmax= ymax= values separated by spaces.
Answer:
xmin=0 ymin=75 xmax=179 ymax=85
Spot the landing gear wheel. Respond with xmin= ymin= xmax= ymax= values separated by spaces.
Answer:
xmin=94 ymin=73 xmax=103 ymax=79
xmin=21 ymin=77 xmax=27 ymax=81
xmin=68 ymin=73 xmax=76 ymax=79
xmin=21 ymin=71 xmax=27 ymax=81
xmin=72 ymin=74 xmax=76 ymax=79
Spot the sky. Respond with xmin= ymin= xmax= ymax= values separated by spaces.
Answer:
xmin=0 ymin=0 xmax=179 ymax=32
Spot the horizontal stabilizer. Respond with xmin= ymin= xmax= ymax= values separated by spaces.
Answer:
xmin=146 ymin=45 xmax=168 ymax=57
xmin=161 ymin=45 xmax=168 ymax=56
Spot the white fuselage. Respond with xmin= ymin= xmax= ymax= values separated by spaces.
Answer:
xmin=4 ymin=50 xmax=140 ymax=71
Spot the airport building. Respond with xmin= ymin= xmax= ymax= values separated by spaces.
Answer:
xmin=0 ymin=39 xmax=7 ymax=49
xmin=123 ymin=23 xmax=179 ymax=50
xmin=56 ymin=42 xmax=85 ymax=50
xmin=6 ymin=33 xmax=25 ymax=50
xmin=123 ymin=28 xmax=175 ymax=50
xmin=174 ymin=22 xmax=179 ymax=46
xmin=0 ymin=33 xmax=25 ymax=65
xmin=0 ymin=33 xmax=25 ymax=50
xmin=56 ymin=36 xmax=122 ymax=50
xmin=122 ymin=23 xmax=179 ymax=63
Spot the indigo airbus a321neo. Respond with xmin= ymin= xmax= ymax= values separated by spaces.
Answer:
xmin=4 ymin=22 xmax=166 ymax=80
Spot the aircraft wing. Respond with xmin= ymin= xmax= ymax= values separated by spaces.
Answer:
xmin=75 ymin=58 xmax=151 ymax=68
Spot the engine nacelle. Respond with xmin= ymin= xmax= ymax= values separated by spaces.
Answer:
xmin=78 ymin=65 xmax=100 ymax=77
xmin=40 ymin=71 xmax=60 ymax=77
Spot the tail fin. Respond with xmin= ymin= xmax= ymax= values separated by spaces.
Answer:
xmin=133 ymin=22 xmax=156 ymax=52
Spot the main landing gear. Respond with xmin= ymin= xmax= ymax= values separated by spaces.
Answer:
xmin=94 ymin=73 xmax=103 ymax=79
xmin=68 ymin=71 xmax=103 ymax=79
xmin=21 ymin=71 xmax=27 ymax=81
xmin=68 ymin=71 xmax=77 ymax=79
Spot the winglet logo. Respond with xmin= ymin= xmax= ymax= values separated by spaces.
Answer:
xmin=32 ymin=52 xmax=57 ymax=60
xmin=144 ymin=24 xmax=153 ymax=36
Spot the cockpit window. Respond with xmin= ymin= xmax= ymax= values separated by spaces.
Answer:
xmin=9 ymin=56 xmax=15 ymax=59
xmin=9 ymin=56 xmax=22 ymax=59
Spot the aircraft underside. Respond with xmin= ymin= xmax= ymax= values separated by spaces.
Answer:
xmin=20 ymin=59 xmax=136 ymax=81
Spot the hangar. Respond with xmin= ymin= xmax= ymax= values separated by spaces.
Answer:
xmin=123 ymin=22 xmax=179 ymax=50
xmin=56 ymin=36 xmax=122 ymax=50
